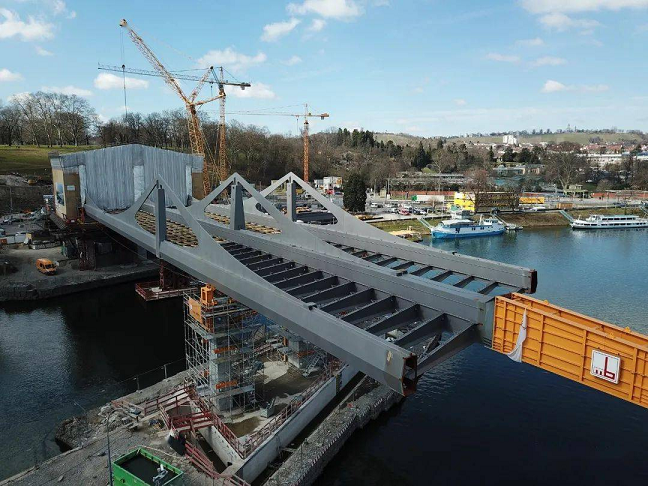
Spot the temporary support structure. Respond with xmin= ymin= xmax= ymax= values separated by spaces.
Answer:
xmin=184 ymin=286 xmax=265 ymax=414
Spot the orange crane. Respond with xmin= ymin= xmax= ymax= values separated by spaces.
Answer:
xmin=98 ymin=63 xmax=250 ymax=185
xmin=227 ymin=104 xmax=329 ymax=183
xmin=119 ymin=19 xmax=231 ymax=196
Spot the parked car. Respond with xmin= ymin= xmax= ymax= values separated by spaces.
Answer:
xmin=527 ymin=206 xmax=547 ymax=212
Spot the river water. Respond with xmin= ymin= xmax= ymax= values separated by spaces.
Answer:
xmin=1 ymin=227 xmax=647 ymax=483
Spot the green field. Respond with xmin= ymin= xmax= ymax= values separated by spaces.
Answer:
xmin=0 ymin=145 xmax=97 ymax=178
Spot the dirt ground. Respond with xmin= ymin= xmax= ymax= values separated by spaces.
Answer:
xmin=0 ymin=245 xmax=158 ymax=301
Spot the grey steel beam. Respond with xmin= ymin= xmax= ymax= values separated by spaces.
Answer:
xmin=342 ymin=296 xmax=396 ymax=324
xmin=265 ymin=266 xmax=308 ymax=283
xmin=249 ymin=257 xmax=284 ymax=271
xmin=365 ymin=304 xmax=420 ymax=335
xmin=320 ymin=288 xmax=375 ymax=313
xmin=394 ymin=313 xmax=446 ymax=348
xmin=256 ymin=262 xmax=294 ymax=277
xmin=307 ymin=282 xmax=356 ymax=304
xmin=376 ymin=257 xmax=398 ymax=267
xmin=241 ymin=255 xmax=272 ymax=266
xmin=394 ymin=261 xmax=414 ymax=271
xmin=287 ymin=276 xmax=339 ymax=297
xmin=479 ymin=281 xmax=499 ymax=295
xmin=411 ymin=325 xmax=479 ymax=376
xmin=411 ymin=266 xmax=433 ymax=277
xmin=454 ymin=276 xmax=475 ymax=288
xmin=431 ymin=270 xmax=453 ymax=282
xmin=277 ymin=270 xmax=324 ymax=290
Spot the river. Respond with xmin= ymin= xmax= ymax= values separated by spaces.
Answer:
xmin=1 ymin=227 xmax=647 ymax=483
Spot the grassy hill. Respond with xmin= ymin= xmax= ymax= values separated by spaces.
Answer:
xmin=0 ymin=145 xmax=97 ymax=178
xmin=375 ymin=131 xmax=646 ymax=146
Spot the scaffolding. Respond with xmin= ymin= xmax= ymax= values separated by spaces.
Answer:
xmin=184 ymin=286 xmax=267 ymax=416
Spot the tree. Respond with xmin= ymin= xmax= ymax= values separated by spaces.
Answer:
xmin=502 ymin=146 xmax=516 ymax=163
xmin=545 ymin=151 xmax=587 ymax=191
xmin=343 ymin=172 xmax=367 ymax=212
xmin=411 ymin=141 xmax=430 ymax=170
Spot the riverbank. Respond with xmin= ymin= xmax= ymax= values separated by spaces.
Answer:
xmin=268 ymin=377 xmax=401 ymax=485
xmin=0 ymin=245 xmax=158 ymax=301
xmin=0 ymin=372 xmax=217 ymax=486
xmin=369 ymin=207 xmax=648 ymax=234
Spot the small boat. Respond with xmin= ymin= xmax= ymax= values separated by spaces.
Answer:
xmin=571 ymin=214 xmax=648 ymax=230
xmin=432 ymin=216 xmax=505 ymax=239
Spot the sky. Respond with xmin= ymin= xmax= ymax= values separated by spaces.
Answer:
xmin=1 ymin=0 xmax=648 ymax=137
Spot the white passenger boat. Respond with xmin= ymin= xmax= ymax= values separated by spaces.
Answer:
xmin=432 ymin=216 xmax=505 ymax=239
xmin=571 ymin=214 xmax=648 ymax=230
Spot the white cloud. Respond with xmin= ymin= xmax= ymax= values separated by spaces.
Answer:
xmin=0 ymin=9 xmax=55 ymax=41
xmin=454 ymin=99 xmax=467 ymax=106
xmin=531 ymin=56 xmax=567 ymax=66
xmin=0 ymin=68 xmax=22 ymax=82
xmin=542 ymin=79 xmax=569 ymax=92
xmin=94 ymin=73 xmax=149 ymax=90
xmin=261 ymin=18 xmax=300 ymax=42
xmin=196 ymin=48 xmax=267 ymax=73
xmin=287 ymin=0 xmax=362 ymax=20
xmin=538 ymin=12 xmax=600 ymax=30
xmin=308 ymin=18 xmax=327 ymax=31
xmin=226 ymin=82 xmax=276 ymax=99
xmin=521 ymin=0 xmax=648 ymax=14
xmin=486 ymin=52 xmax=520 ymax=62
xmin=281 ymin=55 xmax=303 ymax=66
xmin=42 ymin=85 xmax=93 ymax=97
xmin=35 ymin=45 xmax=53 ymax=56
xmin=542 ymin=79 xmax=609 ymax=92
xmin=516 ymin=37 xmax=544 ymax=47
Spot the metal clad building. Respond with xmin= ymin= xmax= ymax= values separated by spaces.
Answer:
xmin=50 ymin=144 xmax=203 ymax=221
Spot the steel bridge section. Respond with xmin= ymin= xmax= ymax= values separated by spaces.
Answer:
xmin=85 ymin=173 xmax=532 ymax=396
xmin=203 ymin=172 xmax=537 ymax=294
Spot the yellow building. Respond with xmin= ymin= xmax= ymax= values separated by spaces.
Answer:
xmin=452 ymin=191 xmax=519 ymax=212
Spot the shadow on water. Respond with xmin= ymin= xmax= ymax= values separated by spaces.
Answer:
xmin=315 ymin=227 xmax=648 ymax=486
xmin=0 ymin=283 xmax=185 ymax=480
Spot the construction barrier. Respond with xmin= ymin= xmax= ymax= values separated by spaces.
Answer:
xmin=493 ymin=293 xmax=648 ymax=409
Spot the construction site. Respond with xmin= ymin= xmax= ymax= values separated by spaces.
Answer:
xmin=2 ymin=16 xmax=647 ymax=486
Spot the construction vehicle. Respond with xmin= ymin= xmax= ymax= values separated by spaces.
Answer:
xmin=227 ymin=104 xmax=329 ymax=183
xmin=36 ymin=258 xmax=57 ymax=275
xmin=119 ymin=19 xmax=231 ymax=196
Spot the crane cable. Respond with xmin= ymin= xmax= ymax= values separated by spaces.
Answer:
xmin=120 ymin=28 xmax=128 ymax=118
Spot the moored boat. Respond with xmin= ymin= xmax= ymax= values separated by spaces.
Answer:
xmin=432 ymin=216 xmax=505 ymax=239
xmin=571 ymin=214 xmax=648 ymax=230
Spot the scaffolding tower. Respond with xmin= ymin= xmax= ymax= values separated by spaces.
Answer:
xmin=184 ymin=285 xmax=266 ymax=416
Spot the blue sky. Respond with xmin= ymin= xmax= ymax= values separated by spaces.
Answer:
xmin=1 ymin=0 xmax=648 ymax=136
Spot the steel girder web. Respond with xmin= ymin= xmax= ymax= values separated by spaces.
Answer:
xmin=85 ymin=175 xmax=420 ymax=394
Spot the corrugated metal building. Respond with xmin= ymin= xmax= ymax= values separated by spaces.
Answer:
xmin=49 ymin=144 xmax=204 ymax=221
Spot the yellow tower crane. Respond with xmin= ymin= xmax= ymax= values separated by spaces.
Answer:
xmin=119 ymin=19 xmax=243 ymax=196
xmin=227 ymin=104 xmax=329 ymax=183
xmin=98 ymin=62 xmax=250 ymax=185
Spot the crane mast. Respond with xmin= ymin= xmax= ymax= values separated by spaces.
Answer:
xmin=119 ymin=19 xmax=224 ymax=197
xmin=226 ymin=104 xmax=329 ymax=183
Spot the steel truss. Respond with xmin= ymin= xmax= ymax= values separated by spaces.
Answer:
xmin=85 ymin=172 xmax=536 ymax=395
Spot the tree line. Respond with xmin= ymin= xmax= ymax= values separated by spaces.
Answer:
xmin=0 ymin=92 xmax=96 ymax=147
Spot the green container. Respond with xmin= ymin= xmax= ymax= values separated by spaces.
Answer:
xmin=112 ymin=448 xmax=183 ymax=486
